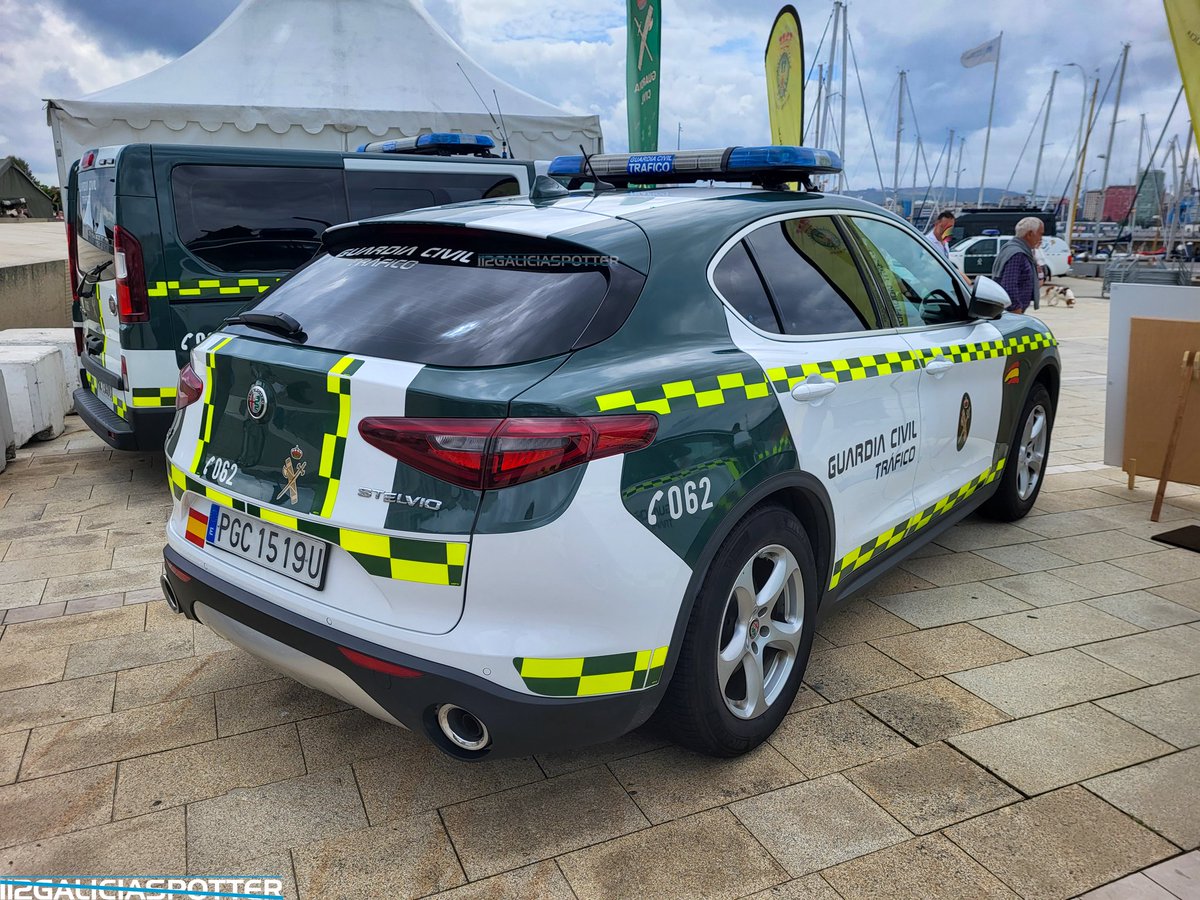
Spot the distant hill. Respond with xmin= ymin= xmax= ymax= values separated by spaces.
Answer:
xmin=842 ymin=186 xmax=1026 ymax=207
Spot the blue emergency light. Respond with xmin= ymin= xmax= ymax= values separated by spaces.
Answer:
xmin=356 ymin=133 xmax=497 ymax=156
xmin=547 ymin=145 xmax=843 ymax=187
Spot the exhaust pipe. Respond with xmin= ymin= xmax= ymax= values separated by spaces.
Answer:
xmin=436 ymin=704 xmax=490 ymax=753
xmin=160 ymin=573 xmax=180 ymax=613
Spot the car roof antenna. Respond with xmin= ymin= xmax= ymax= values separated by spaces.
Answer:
xmin=580 ymin=145 xmax=616 ymax=195
xmin=492 ymin=89 xmax=511 ymax=159
xmin=457 ymin=63 xmax=508 ymax=156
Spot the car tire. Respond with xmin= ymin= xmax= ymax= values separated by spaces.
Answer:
xmin=982 ymin=383 xmax=1054 ymax=521
xmin=656 ymin=503 xmax=819 ymax=757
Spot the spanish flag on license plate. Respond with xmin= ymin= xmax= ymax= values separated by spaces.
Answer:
xmin=186 ymin=506 xmax=210 ymax=548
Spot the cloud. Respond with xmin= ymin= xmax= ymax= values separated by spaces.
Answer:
xmin=0 ymin=0 xmax=1185 ymax=200
xmin=0 ymin=0 xmax=168 ymax=184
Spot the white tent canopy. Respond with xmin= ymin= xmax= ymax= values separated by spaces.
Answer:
xmin=46 ymin=0 xmax=602 ymax=185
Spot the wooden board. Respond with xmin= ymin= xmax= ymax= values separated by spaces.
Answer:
xmin=1124 ymin=317 xmax=1200 ymax=486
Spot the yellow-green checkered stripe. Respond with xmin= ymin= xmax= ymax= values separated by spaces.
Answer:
xmin=131 ymin=386 xmax=178 ymax=408
xmin=318 ymin=356 xmax=364 ymax=518
xmin=147 ymin=277 xmax=282 ymax=299
xmin=597 ymin=370 xmax=770 ymax=415
xmin=190 ymin=336 xmax=233 ymax=473
xmin=515 ymin=646 xmax=669 ymax=697
xmin=168 ymin=463 xmax=467 ymax=586
xmin=594 ymin=333 xmax=1058 ymax=416
xmin=828 ymin=458 xmax=1007 ymax=590
xmin=84 ymin=372 xmax=127 ymax=419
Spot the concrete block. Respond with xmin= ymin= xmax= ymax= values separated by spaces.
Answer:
xmin=0 ymin=369 xmax=11 ymax=470
xmin=0 ymin=345 xmax=66 ymax=446
xmin=0 ymin=328 xmax=79 ymax=411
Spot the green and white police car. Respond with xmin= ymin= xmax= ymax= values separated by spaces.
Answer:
xmin=160 ymin=146 xmax=1059 ymax=760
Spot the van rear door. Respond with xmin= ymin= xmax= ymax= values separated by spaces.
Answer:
xmin=74 ymin=148 xmax=123 ymax=414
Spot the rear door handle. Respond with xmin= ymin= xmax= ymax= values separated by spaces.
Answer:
xmin=790 ymin=377 xmax=838 ymax=402
xmin=924 ymin=358 xmax=954 ymax=376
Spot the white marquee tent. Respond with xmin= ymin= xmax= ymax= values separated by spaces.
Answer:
xmin=46 ymin=0 xmax=603 ymax=185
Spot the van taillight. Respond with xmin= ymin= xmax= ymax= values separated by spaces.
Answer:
xmin=358 ymin=415 xmax=658 ymax=490
xmin=177 ymin=363 xmax=204 ymax=409
xmin=66 ymin=221 xmax=83 ymax=355
xmin=113 ymin=226 xmax=149 ymax=324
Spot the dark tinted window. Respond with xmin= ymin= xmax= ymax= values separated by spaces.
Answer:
xmin=346 ymin=170 xmax=519 ymax=218
xmin=745 ymin=216 xmax=880 ymax=335
xmin=712 ymin=240 xmax=780 ymax=333
xmin=844 ymin=217 xmax=966 ymax=327
xmin=74 ymin=167 xmax=115 ymax=268
xmin=244 ymin=226 xmax=641 ymax=367
xmin=171 ymin=165 xmax=349 ymax=272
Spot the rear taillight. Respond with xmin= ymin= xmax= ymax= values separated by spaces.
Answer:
xmin=1067 ymin=254 xmax=1073 ymax=266
xmin=66 ymin=222 xmax=83 ymax=356
xmin=177 ymin=362 xmax=204 ymax=409
xmin=113 ymin=225 xmax=149 ymax=323
xmin=358 ymin=415 xmax=658 ymax=490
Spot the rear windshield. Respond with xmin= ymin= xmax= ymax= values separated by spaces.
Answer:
xmin=240 ymin=225 xmax=642 ymax=367
xmin=345 ymin=170 xmax=520 ymax=218
xmin=171 ymin=164 xmax=349 ymax=273
xmin=74 ymin=167 xmax=116 ymax=270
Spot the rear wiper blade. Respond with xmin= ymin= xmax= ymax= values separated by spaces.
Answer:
xmin=223 ymin=311 xmax=306 ymax=341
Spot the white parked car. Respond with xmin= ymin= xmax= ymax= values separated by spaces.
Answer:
xmin=950 ymin=234 xmax=1072 ymax=278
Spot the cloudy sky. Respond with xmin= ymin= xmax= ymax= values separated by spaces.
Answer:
xmin=0 ymin=0 xmax=1186 ymax=201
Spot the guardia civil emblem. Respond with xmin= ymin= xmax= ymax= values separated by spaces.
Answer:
xmin=277 ymin=446 xmax=306 ymax=506
xmin=957 ymin=393 xmax=973 ymax=451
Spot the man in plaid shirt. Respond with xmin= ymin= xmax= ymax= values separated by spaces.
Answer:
xmin=991 ymin=217 xmax=1044 ymax=313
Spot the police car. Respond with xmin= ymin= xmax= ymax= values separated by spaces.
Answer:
xmin=160 ymin=146 xmax=1059 ymax=760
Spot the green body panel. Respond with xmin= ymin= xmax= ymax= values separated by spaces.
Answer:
xmin=192 ymin=337 xmax=352 ymax=516
xmin=474 ymin=468 xmax=587 ymax=534
xmin=508 ymin=206 xmax=795 ymax=565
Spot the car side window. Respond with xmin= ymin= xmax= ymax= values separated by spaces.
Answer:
xmin=712 ymin=240 xmax=781 ymax=333
xmin=744 ymin=216 xmax=882 ymax=335
xmin=845 ymin=217 xmax=967 ymax=328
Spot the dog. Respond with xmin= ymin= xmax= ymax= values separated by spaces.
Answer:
xmin=1040 ymin=283 xmax=1075 ymax=307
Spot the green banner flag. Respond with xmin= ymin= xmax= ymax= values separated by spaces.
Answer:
xmin=626 ymin=0 xmax=661 ymax=152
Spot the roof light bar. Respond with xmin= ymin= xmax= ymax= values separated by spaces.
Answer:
xmin=547 ymin=145 xmax=843 ymax=186
xmin=356 ymin=133 xmax=497 ymax=156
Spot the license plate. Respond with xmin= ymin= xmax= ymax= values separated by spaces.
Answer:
xmin=192 ymin=503 xmax=328 ymax=589
xmin=95 ymin=379 xmax=112 ymax=403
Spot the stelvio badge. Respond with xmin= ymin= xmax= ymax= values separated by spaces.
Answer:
xmin=277 ymin=446 xmax=306 ymax=505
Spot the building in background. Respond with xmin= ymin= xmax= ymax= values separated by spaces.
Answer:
xmin=0 ymin=158 xmax=56 ymax=218
xmin=1103 ymin=185 xmax=1137 ymax=222
xmin=1082 ymin=189 xmax=1104 ymax=221
xmin=1134 ymin=169 xmax=1166 ymax=226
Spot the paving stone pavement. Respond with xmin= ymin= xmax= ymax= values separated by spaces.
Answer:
xmin=0 ymin=280 xmax=1197 ymax=899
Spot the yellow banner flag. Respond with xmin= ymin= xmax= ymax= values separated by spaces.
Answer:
xmin=1164 ymin=0 xmax=1200 ymax=148
xmin=765 ymin=6 xmax=804 ymax=147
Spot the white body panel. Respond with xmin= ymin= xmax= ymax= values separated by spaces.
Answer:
xmin=165 ymin=455 xmax=691 ymax=696
xmin=901 ymin=322 xmax=1006 ymax=507
xmin=722 ymin=311 xmax=920 ymax=564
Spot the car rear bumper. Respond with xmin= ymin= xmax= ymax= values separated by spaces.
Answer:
xmin=74 ymin=387 xmax=173 ymax=452
xmin=161 ymin=545 xmax=663 ymax=760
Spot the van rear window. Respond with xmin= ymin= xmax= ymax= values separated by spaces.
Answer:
xmin=74 ymin=167 xmax=115 ymax=269
xmin=239 ymin=225 xmax=643 ymax=367
xmin=171 ymin=165 xmax=349 ymax=273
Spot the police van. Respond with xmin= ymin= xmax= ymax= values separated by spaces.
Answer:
xmin=160 ymin=146 xmax=1060 ymax=760
xmin=68 ymin=136 xmax=533 ymax=450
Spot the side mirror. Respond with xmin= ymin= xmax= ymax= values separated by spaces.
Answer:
xmin=968 ymin=275 xmax=1009 ymax=319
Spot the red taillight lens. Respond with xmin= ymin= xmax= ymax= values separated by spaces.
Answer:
xmin=1067 ymin=254 xmax=1073 ymax=266
xmin=165 ymin=560 xmax=192 ymax=583
xmin=338 ymin=646 xmax=424 ymax=678
xmin=177 ymin=362 xmax=204 ymax=409
xmin=66 ymin=221 xmax=80 ymax=302
xmin=113 ymin=225 xmax=149 ymax=323
xmin=358 ymin=415 xmax=658 ymax=490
